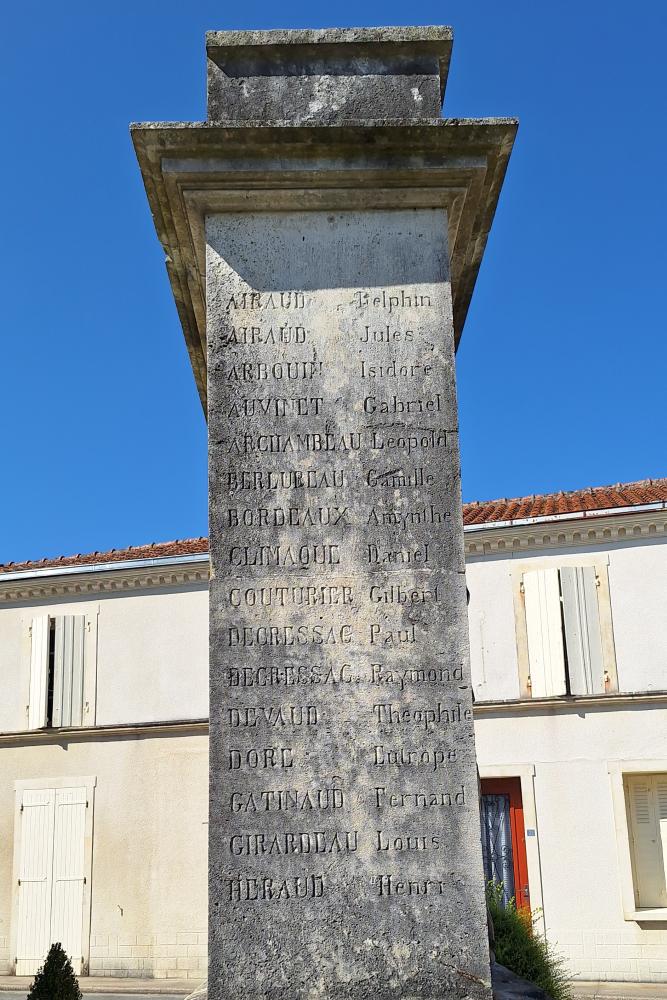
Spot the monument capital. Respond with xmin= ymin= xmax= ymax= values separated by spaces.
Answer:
xmin=132 ymin=25 xmax=516 ymax=412
xmin=205 ymin=26 xmax=453 ymax=123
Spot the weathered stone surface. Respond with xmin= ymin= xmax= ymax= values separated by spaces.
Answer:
xmin=185 ymin=963 xmax=552 ymax=1000
xmin=206 ymin=27 xmax=452 ymax=123
xmin=207 ymin=205 xmax=491 ymax=999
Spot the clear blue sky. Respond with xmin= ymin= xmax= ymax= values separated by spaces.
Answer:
xmin=1 ymin=2 xmax=665 ymax=564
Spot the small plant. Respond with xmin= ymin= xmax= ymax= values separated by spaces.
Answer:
xmin=27 ymin=942 xmax=82 ymax=1000
xmin=487 ymin=882 xmax=572 ymax=1000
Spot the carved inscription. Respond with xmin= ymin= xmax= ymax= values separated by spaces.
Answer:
xmin=208 ymin=209 xmax=481 ymax=967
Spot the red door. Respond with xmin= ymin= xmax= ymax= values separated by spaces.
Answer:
xmin=480 ymin=777 xmax=530 ymax=910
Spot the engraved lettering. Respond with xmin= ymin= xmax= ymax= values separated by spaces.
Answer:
xmin=228 ymin=706 xmax=318 ymax=727
xmin=375 ymin=831 xmax=441 ymax=851
xmin=227 ymin=664 xmax=355 ymax=687
xmin=369 ymin=584 xmax=440 ymax=605
xmin=230 ymin=787 xmax=345 ymax=813
xmin=220 ymin=325 xmax=307 ymax=347
xmin=363 ymin=393 xmax=441 ymax=414
xmin=374 ymin=785 xmax=466 ymax=809
xmin=373 ymin=875 xmax=452 ymax=897
xmin=372 ymin=702 xmax=472 ymax=728
xmin=225 ymin=468 xmax=345 ymax=492
xmin=225 ymin=291 xmax=306 ymax=312
xmin=372 ymin=745 xmax=457 ymax=770
xmin=221 ymin=360 xmax=322 ymax=381
xmin=227 ymin=748 xmax=294 ymax=770
xmin=370 ymin=662 xmax=464 ymax=690
xmin=369 ymin=624 xmax=417 ymax=647
xmin=365 ymin=467 xmax=434 ymax=489
xmin=351 ymin=290 xmax=432 ymax=313
xmin=226 ymin=397 xmax=324 ymax=418
xmin=228 ymin=625 xmax=352 ymax=646
xmin=229 ymin=585 xmax=354 ymax=609
xmin=229 ymin=544 xmax=340 ymax=568
xmin=367 ymin=543 xmax=429 ymax=566
xmin=368 ymin=428 xmax=449 ymax=454
xmin=226 ymin=874 xmax=325 ymax=902
xmin=366 ymin=506 xmax=450 ymax=530
xmin=360 ymin=360 xmax=432 ymax=380
xmin=359 ymin=325 xmax=414 ymax=344
xmin=229 ymin=830 xmax=358 ymax=856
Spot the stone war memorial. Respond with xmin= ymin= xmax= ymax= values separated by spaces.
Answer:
xmin=133 ymin=25 xmax=516 ymax=1000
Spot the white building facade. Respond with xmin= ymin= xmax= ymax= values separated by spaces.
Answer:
xmin=0 ymin=480 xmax=665 ymax=983
xmin=0 ymin=541 xmax=210 ymax=982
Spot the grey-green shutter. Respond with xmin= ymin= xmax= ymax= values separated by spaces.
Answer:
xmin=52 ymin=616 xmax=85 ymax=727
xmin=560 ymin=567 xmax=604 ymax=695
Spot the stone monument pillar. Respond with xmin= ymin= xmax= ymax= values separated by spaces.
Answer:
xmin=133 ymin=26 xmax=515 ymax=1000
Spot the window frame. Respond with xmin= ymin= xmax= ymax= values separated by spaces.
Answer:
xmin=608 ymin=760 xmax=667 ymax=921
xmin=512 ymin=556 xmax=618 ymax=699
xmin=23 ymin=607 xmax=99 ymax=732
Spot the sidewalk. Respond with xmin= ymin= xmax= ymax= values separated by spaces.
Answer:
xmin=573 ymin=983 xmax=667 ymax=1000
xmin=0 ymin=977 xmax=194 ymax=994
xmin=0 ymin=975 xmax=664 ymax=998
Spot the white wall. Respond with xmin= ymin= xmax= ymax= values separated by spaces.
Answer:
xmin=0 ymin=733 xmax=208 ymax=979
xmin=466 ymin=556 xmax=521 ymax=702
xmin=95 ymin=586 xmax=208 ymax=725
xmin=475 ymin=703 xmax=667 ymax=982
xmin=607 ymin=539 xmax=667 ymax=692
xmin=467 ymin=536 xmax=667 ymax=701
xmin=0 ymin=583 xmax=209 ymax=733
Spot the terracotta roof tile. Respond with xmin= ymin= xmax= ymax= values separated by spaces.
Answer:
xmin=0 ymin=537 xmax=209 ymax=574
xmin=462 ymin=477 xmax=667 ymax=526
xmin=1 ymin=478 xmax=665 ymax=575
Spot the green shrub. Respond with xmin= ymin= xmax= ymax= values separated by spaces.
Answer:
xmin=487 ymin=882 xmax=572 ymax=1000
xmin=27 ymin=943 xmax=82 ymax=1000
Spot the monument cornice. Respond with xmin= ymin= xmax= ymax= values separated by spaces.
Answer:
xmin=132 ymin=117 xmax=517 ymax=411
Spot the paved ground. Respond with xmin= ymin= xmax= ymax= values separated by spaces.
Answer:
xmin=0 ymin=976 xmax=193 ymax=995
xmin=0 ymin=981 xmax=664 ymax=1000
xmin=0 ymin=995 xmax=188 ymax=1000
xmin=0 ymin=978 xmax=192 ymax=997
xmin=573 ymin=986 xmax=667 ymax=1000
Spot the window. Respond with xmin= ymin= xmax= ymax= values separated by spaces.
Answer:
xmin=625 ymin=774 xmax=667 ymax=909
xmin=28 ymin=616 xmax=86 ymax=729
xmin=518 ymin=565 xmax=617 ymax=698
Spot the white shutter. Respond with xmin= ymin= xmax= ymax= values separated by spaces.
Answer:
xmin=15 ymin=789 xmax=56 ymax=975
xmin=28 ymin=618 xmax=50 ymax=730
xmin=561 ymin=567 xmax=604 ymax=695
xmin=658 ymin=777 xmax=667 ymax=900
xmin=627 ymin=775 xmax=667 ymax=908
xmin=52 ymin=616 xmax=85 ymax=728
xmin=51 ymin=787 xmax=86 ymax=974
xmin=523 ymin=569 xmax=567 ymax=697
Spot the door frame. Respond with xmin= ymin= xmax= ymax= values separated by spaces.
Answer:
xmin=11 ymin=776 xmax=96 ymax=976
xmin=481 ymin=776 xmax=530 ymax=908
xmin=478 ymin=764 xmax=545 ymax=932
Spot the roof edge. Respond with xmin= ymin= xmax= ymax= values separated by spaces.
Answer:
xmin=2 ymin=478 xmax=666 ymax=579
